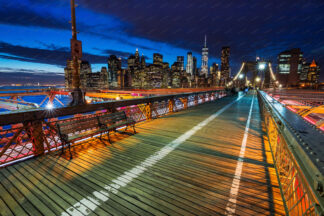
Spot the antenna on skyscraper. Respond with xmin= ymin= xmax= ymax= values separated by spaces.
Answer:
xmin=204 ymin=35 xmax=207 ymax=48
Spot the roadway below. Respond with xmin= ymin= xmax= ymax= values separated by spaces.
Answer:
xmin=0 ymin=93 xmax=285 ymax=215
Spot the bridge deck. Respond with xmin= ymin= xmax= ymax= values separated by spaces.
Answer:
xmin=0 ymin=94 xmax=285 ymax=215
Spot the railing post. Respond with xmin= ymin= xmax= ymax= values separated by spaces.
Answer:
xmin=208 ymin=92 xmax=212 ymax=101
xmin=200 ymin=94 xmax=205 ymax=103
xmin=211 ymin=92 xmax=216 ymax=101
xmin=24 ymin=120 xmax=45 ymax=156
xmin=145 ymin=102 xmax=152 ymax=120
xmin=194 ymin=94 xmax=198 ymax=106
xmin=168 ymin=98 xmax=175 ymax=113
xmin=180 ymin=97 xmax=188 ymax=110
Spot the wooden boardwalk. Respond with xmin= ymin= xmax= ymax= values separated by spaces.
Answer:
xmin=0 ymin=94 xmax=285 ymax=216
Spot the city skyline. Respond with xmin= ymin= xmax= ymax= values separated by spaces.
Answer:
xmin=0 ymin=0 xmax=324 ymax=83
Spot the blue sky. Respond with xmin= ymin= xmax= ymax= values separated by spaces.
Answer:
xmin=0 ymin=0 xmax=323 ymax=83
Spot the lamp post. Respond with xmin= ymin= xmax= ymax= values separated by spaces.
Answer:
xmin=257 ymin=62 xmax=266 ymax=89
xmin=69 ymin=0 xmax=85 ymax=106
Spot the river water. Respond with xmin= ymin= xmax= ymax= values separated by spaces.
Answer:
xmin=0 ymin=86 xmax=71 ymax=113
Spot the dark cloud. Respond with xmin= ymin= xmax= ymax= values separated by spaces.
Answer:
xmin=99 ymin=49 xmax=133 ymax=58
xmin=0 ymin=0 xmax=324 ymax=81
xmin=0 ymin=71 xmax=64 ymax=85
xmin=0 ymin=42 xmax=107 ymax=67
xmin=97 ymin=48 xmax=150 ymax=60
xmin=0 ymin=2 xmax=69 ymax=30
xmin=75 ymin=0 xmax=324 ymax=76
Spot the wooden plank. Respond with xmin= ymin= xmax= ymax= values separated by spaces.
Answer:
xmin=35 ymin=155 xmax=168 ymax=216
xmin=13 ymin=161 xmax=98 ymax=216
xmin=0 ymin=168 xmax=57 ymax=216
xmin=76 ymin=148 xmax=219 ymax=215
xmin=0 ymin=192 xmax=15 ymax=216
xmin=6 ymin=165 xmax=67 ymax=215
xmin=30 ymin=155 xmax=149 ymax=216
xmin=92 ymin=142 xmax=278 ymax=215
xmin=58 ymin=148 xmax=215 ymax=216
xmin=0 ymin=94 xmax=285 ymax=215
xmin=0 ymin=171 xmax=42 ymax=216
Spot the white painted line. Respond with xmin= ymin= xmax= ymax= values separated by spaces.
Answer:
xmin=61 ymin=96 xmax=244 ymax=216
xmin=225 ymin=95 xmax=255 ymax=215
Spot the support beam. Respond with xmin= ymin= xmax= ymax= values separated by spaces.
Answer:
xmin=168 ymin=99 xmax=175 ymax=113
xmin=145 ymin=102 xmax=152 ymax=120
xmin=24 ymin=120 xmax=45 ymax=156
xmin=179 ymin=98 xmax=188 ymax=110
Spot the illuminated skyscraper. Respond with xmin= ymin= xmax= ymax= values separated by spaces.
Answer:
xmin=177 ymin=56 xmax=184 ymax=70
xmin=201 ymin=35 xmax=208 ymax=77
xmin=186 ymin=52 xmax=193 ymax=76
xmin=108 ymin=55 xmax=122 ymax=87
xmin=307 ymin=60 xmax=320 ymax=85
xmin=193 ymin=56 xmax=197 ymax=77
xmin=153 ymin=53 xmax=163 ymax=66
xmin=277 ymin=48 xmax=303 ymax=86
xmin=221 ymin=47 xmax=230 ymax=84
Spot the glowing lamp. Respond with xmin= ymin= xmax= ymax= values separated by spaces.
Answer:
xmin=258 ymin=63 xmax=266 ymax=70
xmin=46 ymin=103 xmax=54 ymax=109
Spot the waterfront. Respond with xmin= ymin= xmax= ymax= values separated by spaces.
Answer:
xmin=0 ymin=86 xmax=69 ymax=113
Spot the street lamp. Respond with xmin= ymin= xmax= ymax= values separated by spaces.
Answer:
xmin=239 ymin=74 xmax=244 ymax=79
xmin=46 ymin=103 xmax=54 ymax=110
xmin=258 ymin=62 xmax=266 ymax=70
xmin=255 ymin=77 xmax=261 ymax=82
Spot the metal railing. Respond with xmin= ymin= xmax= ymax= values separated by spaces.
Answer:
xmin=258 ymin=91 xmax=324 ymax=216
xmin=0 ymin=90 xmax=227 ymax=167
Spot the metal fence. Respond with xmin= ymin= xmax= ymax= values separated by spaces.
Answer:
xmin=0 ymin=90 xmax=226 ymax=167
xmin=258 ymin=91 xmax=324 ymax=216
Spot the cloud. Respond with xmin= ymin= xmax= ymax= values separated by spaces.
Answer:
xmin=0 ymin=42 xmax=107 ymax=67
xmin=0 ymin=71 xmax=64 ymax=85
xmin=0 ymin=2 xmax=69 ymax=30
xmin=0 ymin=0 xmax=323 ymax=82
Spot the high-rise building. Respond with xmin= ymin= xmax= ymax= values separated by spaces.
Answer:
xmin=277 ymin=48 xmax=303 ymax=86
xmin=153 ymin=53 xmax=163 ymax=66
xmin=210 ymin=63 xmax=219 ymax=74
xmin=193 ymin=56 xmax=197 ymax=77
xmin=177 ymin=56 xmax=184 ymax=71
xmin=307 ymin=60 xmax=320 ymax=85
xmin=65 ymin=59 xmax=92 ymax=89
xmin=171 ymin=62 xmax=181 ymax=88
xmin=135 ymin=48 xmax=140 ymax=65
xmin=300 ymin=59 xmax=309 ymax=82
xmin=201 ymin=35 xmax=209 ymax=77
xmin=221 ymin=47 xmax=230 ymax=84
xmin=141 ymin=54 xmax=146 ymax=68
xmin=64 ymin=59 xmax=108 ymax=89
xmin=108 ymin=55 xmax=122 ymax=87
xmin=186 ymin=52 xmax=193 ymax=76
xmin=87 ymin=67 xmax=108 ymax=89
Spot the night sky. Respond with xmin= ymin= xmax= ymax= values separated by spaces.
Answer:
xmin=0 ymin=0 xmax=324 ymax=84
